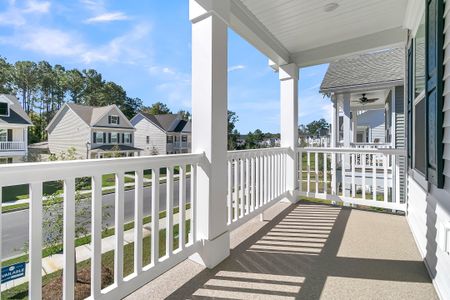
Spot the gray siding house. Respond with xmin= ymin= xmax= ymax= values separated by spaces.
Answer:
xmin=47 ymin=103 xmax=141 ymax=159
xmin=0 ymin=94 xmax=32 ymax=163
xmin=131 ymin=113 xmax=191 ymax=155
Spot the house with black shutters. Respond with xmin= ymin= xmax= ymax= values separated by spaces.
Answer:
xmin=46 ymin=103 xmax=141 ymax=159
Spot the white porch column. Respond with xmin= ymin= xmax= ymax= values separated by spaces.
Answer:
xmin=330 ymin=96 xmax=338 ymax=148
xmin=351 ymin=109 xmax=358 ymax=143
xmin=280 ymin=63 xmax=299 ymax=200
xmin=189 ymin=0 xmax=230 ymax=268
xmin=342 ymin=93 xmax=351 ymax=148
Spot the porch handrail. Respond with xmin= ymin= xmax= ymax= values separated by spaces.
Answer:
xmin=296 ymin=147 xmax=406 ymax=212
xmin=0 ymin=141 xmax=26 ymax=151
xmin=298 ymin=147 xmax=406 ymax=156
xmin=226 ymin=147 xmax=289 ymax=230
xmin=0 ymin=153 xmax=202 ymax=299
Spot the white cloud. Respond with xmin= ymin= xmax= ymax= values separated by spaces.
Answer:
xmin=228 ymin=65 xmax=246 ymax=72
xmin=24 ymin=0 xmax=51 ymax=13
xmin=148 ymin=66 xmax=191 ymax=108
xmin=0 ymin=0 xmax=50 ymax=27
xmin=84 ymin=11 xmax=130 ymax=24
xmin=0 ymin=20 xmax=153 ymax=65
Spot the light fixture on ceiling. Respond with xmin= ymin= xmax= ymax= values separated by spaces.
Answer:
xmin=324 ymin=2 xmax=339 ymax=12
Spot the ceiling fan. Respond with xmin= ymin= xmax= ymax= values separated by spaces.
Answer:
xmin=353 ymin=94 xmax=379 ymax=104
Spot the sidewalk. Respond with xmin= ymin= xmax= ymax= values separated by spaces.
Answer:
xmin=1 ymin=209 xmax=192 ymax=290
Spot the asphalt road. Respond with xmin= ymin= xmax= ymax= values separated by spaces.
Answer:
xmin=1 ymin=178 xmax=191 ymax=260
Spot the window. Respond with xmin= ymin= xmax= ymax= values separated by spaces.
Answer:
xmin=167 ymin=136 xmax=173 ymax=143
xmin=0 ymin=129 xmax=6 ymax=142
xmin=94 ymin=132 xmax=104 ymax=144
xmin=146 ymin=136 xmax=150 ymax=144
xmin=182 ymin=135 xmax=187 ymax=142
xmin=408 ymin=0 xmax=445 ymax=188
xmin=124 ymin=133 xmax=132 ymax=144
xmin=109 ymin=115 xmax=120 ymax=125
xmin=0 ymin=102 xmax=8 ymax=116
xmin=111 ymin=132 xmax=118 ymax=143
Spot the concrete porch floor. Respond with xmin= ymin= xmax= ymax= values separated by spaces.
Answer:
xmin=126 ymin=201 xmax=438 ymax=300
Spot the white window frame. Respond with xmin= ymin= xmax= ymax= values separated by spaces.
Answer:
xmin=110 ymin=115 xmax=120 ymax=125
xmin=124 ymin=133 xmax=132 ymax=144
xmin=0 ymin=129 xmax=6 ymax=142
xmin=110 ymin=132 xmax=118 ymax=144
xmin=95 ymin=131 xmax=104 ymax=144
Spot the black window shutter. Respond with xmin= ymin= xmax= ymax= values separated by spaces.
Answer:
xmin=425 ymin=0 xmax=445 ymax=188
xmin=122 ymin=133 xmax=125 ymax=143
xmin=108 ymin=133 xmax=111 ymax=143
xmin=93 ymin=132 xmax=97 ymax=143
xmin=118 ymin=117 xmax=120 ymax=125
xmin=7 ymin=129 xmax=12 ymax=142
xmin=103 ymin=133 xmax=107 ymax=143
xmin=407 ymin=45 xmax=414 ymax=168
xmin=130 ymin=134 xmax=132 ymax=143
xmin=108 ymin=116 xmax=112 ymax=124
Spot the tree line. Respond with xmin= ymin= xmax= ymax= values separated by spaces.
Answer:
xmin=0 ymin=57 xmax=143 ymax=143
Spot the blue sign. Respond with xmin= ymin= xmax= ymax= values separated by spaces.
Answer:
xmin=2 ymin=263 xmax=26 ymax=283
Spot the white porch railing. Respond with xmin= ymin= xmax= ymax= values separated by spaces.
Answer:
xmin=226 ymin=147 xmax=289 ymax=230
xmin=0 ymin=153 xmax=201 ymax=299
xmin=0 ymin=141 xmax=26 ymax=151
xmin=296 ymin=147 xmax=406 ymax=211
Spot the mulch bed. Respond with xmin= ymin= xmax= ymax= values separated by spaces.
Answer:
xmin=42 ymin=266 xmax=113 ymax=300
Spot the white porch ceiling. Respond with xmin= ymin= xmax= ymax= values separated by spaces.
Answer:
xmin=232 ymin=0 xmax=408 ymax=67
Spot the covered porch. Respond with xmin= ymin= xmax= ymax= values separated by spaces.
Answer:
xmin=128 ymin=201 xmax=437 ymax=299
xmin=1 ymin=0 xmax=445 ymax=299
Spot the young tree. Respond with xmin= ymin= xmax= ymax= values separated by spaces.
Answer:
xmin=41 ymin=148 xmax=111 ymax=283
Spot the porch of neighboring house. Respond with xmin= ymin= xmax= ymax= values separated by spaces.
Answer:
xmin=128 ymin=201 xmax=437 ymax=299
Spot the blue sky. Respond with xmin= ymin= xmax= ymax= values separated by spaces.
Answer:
xmin=0 ymin=0 xmax=331 ymax=133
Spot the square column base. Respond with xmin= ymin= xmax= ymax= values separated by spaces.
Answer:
xmin=280 ymin=190 xmax=299 ymax=203
xmin=189 ymin=231 xmax=230 ymax=269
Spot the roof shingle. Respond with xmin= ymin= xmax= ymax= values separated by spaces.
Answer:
xmin=320 ymin=48 xmax=405 ymax=94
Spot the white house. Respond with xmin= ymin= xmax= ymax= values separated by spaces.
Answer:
xmin=131 ymin=112 xmax=191 ymax=155
xmin=0 ymin=94 xmax=32 ymax=163
xmin=46 ymin=103 xmax=141 ymax=159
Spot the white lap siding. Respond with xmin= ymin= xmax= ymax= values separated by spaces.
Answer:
xmin=134 ymin=119 xmax=167 ymax=156
xmin=48 ymin=109 xmax=90 ymax=159
xmin=407 ymin=5 xmax=450 ymax=298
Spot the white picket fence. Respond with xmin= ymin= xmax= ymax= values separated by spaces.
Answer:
xmin=0 ymin=141 xmax=26 ymax=151
xmin=226 ymin=148 xmax=289 ymax=230
xmin=0 ymin=153 xmax=201 ymax=299
xmin=296 ymin=147 xmax=406 ymax=211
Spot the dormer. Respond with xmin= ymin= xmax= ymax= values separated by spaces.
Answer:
xmin=0 ymin=95 xmax=12 ymax=117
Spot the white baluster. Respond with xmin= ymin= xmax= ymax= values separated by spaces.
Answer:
xmin=152 ymin=168 xmax=160 ymax=263
xmin=63 ymin=179 xmax=75 ymax=300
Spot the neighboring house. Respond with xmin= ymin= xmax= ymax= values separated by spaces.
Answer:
xmin=320 ymin=47 xmax=405 ymax=148
xmin=0 ymin=94 xmax=32 ymax=163
xmin=47 ymin=103 xmax=141 ymax=159
xmin=131 ymin=112 xmax=191 ymax=155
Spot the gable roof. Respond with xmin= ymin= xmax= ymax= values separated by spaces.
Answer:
xmin=0 ymin=95 xmax=32 ymax=125
xmin=131 ymin=112 xmax=191 ymax=133
xmin=320 ymin=48 xmax=405 ymax=94
xmin=47 ymin=103 xmax=133 ymax=132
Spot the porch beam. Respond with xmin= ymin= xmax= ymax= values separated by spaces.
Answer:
xmin=190 ymin=0 xmax=291 ymax=65
xmin=189 ymin=0 xmax=230 ymax=269
xmin=279 ymin=63 xmax=299 ymax=198
xmin=291 ymin=27 xmax=406 ymax=68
